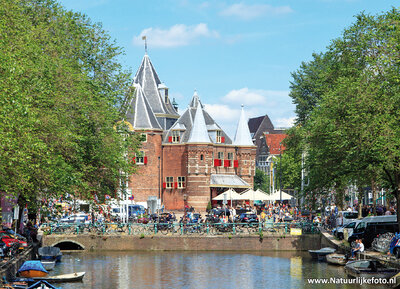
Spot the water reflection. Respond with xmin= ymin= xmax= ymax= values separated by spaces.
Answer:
xmin=52 ymin=251 xmax=389 ymax=289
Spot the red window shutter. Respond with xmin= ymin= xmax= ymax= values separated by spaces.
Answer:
xmin=234 ymin=160 xmax=239 ymax=168
xmin=182 ymin=182 xmax=185 ymax=188
xmin=174 ymin=182 xmax=178 ymax=189
xmin=168 ymin=136 xmax=172 ymax=143
xmin=219 ymin=159 xmax=222 ymax=166
xmin=144 ymin=156 xmax=148 ymax=164
xmin=132 ymin=157 xmax=136 ymax=164
xmin=163 ymin=182 xmax=166 ymax=189
xmin=221 ymin=136 xmax=225 ymax=143
xmin=214 ymin=159 xmax=219 ymax=167
xmin=224 ymin=160 xmax=230 ymax=167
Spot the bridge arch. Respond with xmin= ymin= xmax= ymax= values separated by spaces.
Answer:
xmin=51 ymin=240 xmax=85 ymax=250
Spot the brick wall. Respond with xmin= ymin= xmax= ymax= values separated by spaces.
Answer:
xmin=129 ymin=130 xmax=163 ymax=202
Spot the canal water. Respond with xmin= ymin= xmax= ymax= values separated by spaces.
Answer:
xmin=52 ymin=251 xmax=389 ymax=289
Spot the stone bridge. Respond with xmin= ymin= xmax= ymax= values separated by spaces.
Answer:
xmin=42 ymin=234 xmax=321 ymax=251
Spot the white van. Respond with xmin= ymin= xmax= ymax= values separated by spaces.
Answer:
xmin=336 ymin=211 xmax=358 ymax=227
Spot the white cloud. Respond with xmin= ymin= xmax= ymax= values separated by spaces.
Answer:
xmin=132 ymin=23 xmax=219 ymax=48
xmin=222 ymin=88 xmax=289 ymax=106
xmin=203 ymin=88 xmax=295 ymax=138
xmin=220 ymin=3 xmax=293 ymax=20
xmin=274 ymin=117 xmax=295 ymax=128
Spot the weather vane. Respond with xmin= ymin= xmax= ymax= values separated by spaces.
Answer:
xmin=142 ymin=35 xmax=147 ymax=53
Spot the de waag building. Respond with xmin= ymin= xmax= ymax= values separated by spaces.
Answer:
xmin=123 ymin=53 xmax=256 ymax=211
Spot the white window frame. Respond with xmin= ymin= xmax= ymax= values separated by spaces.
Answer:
xmin=172 ymin=130 xmax=180 ymax=143
xmin=166 ymin=177 xmax=173 ymax=189
xmin=136 ymin=151 xmax=145 ymax=164
xmin=178 ymin=176 xmax=186 ymax=189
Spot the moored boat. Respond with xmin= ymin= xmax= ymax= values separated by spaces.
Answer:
xmin=41 ymin=260 xmax=56 ymax=271
xmin=345 ymin=260 xmax=398 ymax=279
xmin=27 ymin=280 xmax=60 ymax=289
xmin=18 ymin=261 xmax=48 ymax=278
xmin=38 ymin=247 xmax=62 ymax=263
xmin=32 ymin=271 xmax=85 ymax=283
xmin=326 ymin=253 xmax=347 ymax=265
xmin=308 ymin=247 xmax=336 ymax=261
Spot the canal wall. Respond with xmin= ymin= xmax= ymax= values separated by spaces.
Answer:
xmin=0 ymin=247 xmax=36 ymax=280
xmin=42 ymin=234 xmax=321 ymax=251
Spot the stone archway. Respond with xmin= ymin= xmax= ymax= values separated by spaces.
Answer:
xmin=51 ymin=240 xmax=85 ymax=250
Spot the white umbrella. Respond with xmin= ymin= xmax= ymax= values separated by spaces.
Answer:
xmin=213 ymin=188 xmax=247 ymax=201
xmin=268 ymin=190 xmax=294 ymax=201
xmin=240 ymin=189 xmax=271 ymax=201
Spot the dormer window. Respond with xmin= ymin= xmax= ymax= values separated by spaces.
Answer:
xmin=216 ymin=131 xmax=223 ymax=143
xmin=172 ymin=130 xmax=180 ymax=143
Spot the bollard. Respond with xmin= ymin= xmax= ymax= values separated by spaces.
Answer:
xmin=233 ymin=223 xmax=236 ymax=234
xmin=155 ymin=223 xmax=158 ymax=234
xmin=258 ymin=222 xmax=262 ymax=234
xmin=285 ymin=223 xmax=287 ymax=234
xmin=76 ymin=226 xmax=79 ymax=235
xmin=207 ymin=223 xmax=209 ymax=235
xmin=128 ymin=224 xmax=131 ymax=235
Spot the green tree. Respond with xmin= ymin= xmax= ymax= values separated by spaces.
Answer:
xmin=0 ymin=0 xmax=139 ymax=209
xmin=254 ymin=168 xmax=269 ymax=193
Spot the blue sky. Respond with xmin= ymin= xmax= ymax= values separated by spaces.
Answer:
xmin=60 ymin=0 xmax=399 ymax=137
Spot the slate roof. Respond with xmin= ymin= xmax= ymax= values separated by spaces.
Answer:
xmin=164 ymin=91 xmax=232 ymax=144
xmin=125 ymin=84 xmax=162 ymax=130
xmin=234 ymin=106 xmax=255 ymax=146
xmin=133 ymin=54 xmax=178 ymax=117
xmin=248 ymin=114 xmax=275 ymax=136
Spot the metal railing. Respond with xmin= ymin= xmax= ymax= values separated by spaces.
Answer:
xmin=40 ymin=221 xmax=320 ymax=236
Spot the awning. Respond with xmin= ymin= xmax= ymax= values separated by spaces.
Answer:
xmin=210 ymin=174 xmax=251 ymax=188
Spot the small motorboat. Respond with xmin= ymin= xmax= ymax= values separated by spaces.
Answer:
xmin=32 ymin=272 xmax=85 ymax=283
xmin=38 ymin=247 xmax=62 ymax=262
xmin=345 ymin=260 xmax=398 ymax=279
xmin=308 ymin=247 xmax=336 ymax=261
xmin=18 ymin=261 xmax=48 ymax=278
xmin=41 ymin=260 xmax=56 ymax=271
xmin=326 ymin=253 xmax=347 ymax=265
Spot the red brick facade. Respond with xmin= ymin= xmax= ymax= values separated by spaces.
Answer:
xmin=129 ymin=140 xmax=256 ymax=211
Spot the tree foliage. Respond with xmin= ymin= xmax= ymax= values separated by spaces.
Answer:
xmin=0 ymin=0 xmax=139 ymax=206
xmin=286 ymin=8 xmax=400 ymax=227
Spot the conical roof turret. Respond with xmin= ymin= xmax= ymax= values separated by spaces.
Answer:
xmin=234 ymin=105 xmax=254 ymax=146
xmin=125 ymin=84 xmax=162 ymax=130
xmin=133 ymin=53 xmax=178 ymax=117
xmin=187 ymin=100 xmax=211 ymax=143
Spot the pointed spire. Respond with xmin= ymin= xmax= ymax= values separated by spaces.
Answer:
xmin=187 ymin=106 xmax=211 ymax=143
xmin=234 ymin=105 xmax=254 ymax=146
xmin=133 ymin=54 xmax=178 ymax=118
xmin=189 ymin=90 xmax=203 ymax=108
xmin=126 ymin=84 xmax=162 ymax=130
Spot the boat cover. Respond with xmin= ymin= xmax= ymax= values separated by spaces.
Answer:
xmin=18 ymin=261 xmax=48 ymax=274
xmin=28 ymin=280 xmax=59 ymax=289
xmin=38 ymin=247 xmax=61 ymax=257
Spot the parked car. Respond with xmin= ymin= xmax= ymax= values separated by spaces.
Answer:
xmin=349 ymin=215 xmax=397 ymax=248
xmin=0 ymin=231 xmax=28 ymax=250
xmin=334 ymin=219 xmax=361 ymax=240
xmin=59 ymin=213 xmax=89 ymax=224
xmin=238 ymin=213 xmax=259 ymax=224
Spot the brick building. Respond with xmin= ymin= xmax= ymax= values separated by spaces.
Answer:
xmin=123 ymin=53 xmax=256 ymax=211
xmin=248 ymin=115 xmax=287 ymax=173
